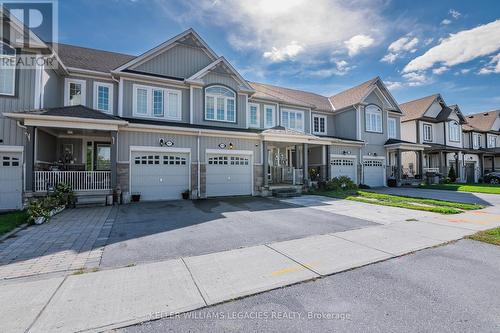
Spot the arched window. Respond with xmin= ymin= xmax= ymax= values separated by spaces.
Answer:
xmin=449 ymin=120 xmax=460 ymax=142
xmin=365 ymin=105 xmax=382 ymax=133
xmin=205 ymin=85 xmax=236 ymax=122
xmin=0 ymin=42 xmax=16 ymax=96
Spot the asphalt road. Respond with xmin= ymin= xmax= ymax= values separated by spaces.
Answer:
xmin=100 ymin=197 xmax=375 ymax=268
xmin=122 ymin=239 xmax=500 ymax=333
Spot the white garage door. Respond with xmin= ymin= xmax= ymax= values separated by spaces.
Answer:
xmin=206 ymin=154 xmax=252 ymax=197
xmin=0 ymin=152 xmax=23 ymax=210
xmin=363 ymin=159 xmax=385 ymax=187
xmin=130 ymin=151 xmax=190 ymax=201
xmin=331 ymin=158 xmax=356 ymax=182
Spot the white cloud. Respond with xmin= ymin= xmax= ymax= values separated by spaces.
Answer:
xmin=449 ymin=9 xmax=461 ymax=19
xmin=381 ymin=36 xmax=419 ymax=63
xmin=424 ymin=38 xmax=434 ymax=46
xmin=171 ymin=0 xmax=386 ymax=62
xmin=441 ymin=19 xmax=452 ymax=25
xmin=478 ymin=53 xmax=500 ymax=74
xmin=432 ymin=66 xmax=449 ymax=75
xmin=344 ymin=34 xmax=375 ymax=56
xmin=402 ymin=72 xmax=429 ymax=86
xmin=403 ymin=19 xmax=500 ymax=73
xmin=460 ymin=68 xmax=471 ymax=74
xmin=385 ymin=81 xmax=404 ymax=90
xmin=308 ymin=59 xmax=355 ymax=77
xmin=263 ymin=41 xmax=304 ymax=62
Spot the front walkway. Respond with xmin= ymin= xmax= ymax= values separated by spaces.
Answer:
xmin=3 ymin=197 xmax=499 ymax=333
xmin=0 ymin=207 xmax=114 ymax=279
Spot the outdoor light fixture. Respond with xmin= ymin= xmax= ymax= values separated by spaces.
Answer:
xmin=229 ymin=142 xmax=234 ymax=150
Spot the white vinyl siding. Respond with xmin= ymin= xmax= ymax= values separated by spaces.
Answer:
xmin=248 ymin=103 xmax=260 ymax=128
xmin=0 ymin=44 xmax=16 ymax=96
xmin=365 ymin=105 xmax=382 ymax=133
xmin=264 ymin=105 xmax=276 ymax=128
xmin=133 ymin=84 xmax=182 ymax=120
xmin=312 ymin=115 xmax=327 ymax=134
xmin=388 ymin=118 xmax=397 ymax=139
xmin=205 ymin=86 xmax=236 ymax=123
xmin=93 ymin=82 xmax=113 ymax=113
xmin=281 ymin=109 xmax=304 ymax=132
xmin=423 ymin=124 xmax=432 ymax=142
xmin=449 ymin=121 xmax=460 ymax=142
xmin=64 ymin=78 xmax=87 ymax=106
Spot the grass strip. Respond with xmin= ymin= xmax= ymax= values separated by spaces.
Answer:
xmin=467 ymin=227 xmax=500 ymax=246
xmin=0 ymin=211 xmax=29 ymax=236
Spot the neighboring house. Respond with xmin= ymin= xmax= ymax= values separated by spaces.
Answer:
xmin=400 ymin=94 xmax=481 ymax=183
xmin=462 ymin=110 xmax=500 ymax=175
xmin=0 ymin=26 xmax=424 ymax=210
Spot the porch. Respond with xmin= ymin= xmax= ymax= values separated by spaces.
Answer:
xmin=385 ymin=139 xmax=428 ymax=186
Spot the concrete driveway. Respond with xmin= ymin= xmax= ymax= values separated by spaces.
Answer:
xmin=100 ymin=197 xmax=376 ymax=268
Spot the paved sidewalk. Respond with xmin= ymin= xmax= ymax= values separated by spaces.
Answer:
xmin=2 ymin=203 xmax=498 ymax=333
xmin=0 ymin=207 xmax=114 ymax=279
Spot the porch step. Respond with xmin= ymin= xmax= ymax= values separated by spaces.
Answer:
xmin=272 ymin=187 xmax=301 ymax=198
xmin=75 ymin=194 xmax=108 ymax=207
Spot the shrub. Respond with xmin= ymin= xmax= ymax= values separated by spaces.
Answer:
xmin=359 ymin=184 xmax=371 ymax=189
xmin=448 ymin=166 xmax=457 ymax=182
xmin=27 ymin=199 xmax=51 ymax=223
xmin=325 ymin=176 xmax=357 ymax=191
xmin=53 ymin=183 xmax=75 ymax=207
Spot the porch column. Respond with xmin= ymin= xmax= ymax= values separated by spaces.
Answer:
xmin=418 ymin=151 xmax=424 ymax=177
xmin=111 ymin=131 xmax=118 ymax=190
xmin=396 ymin=149 xmax=402 ymax=184
xmin=24 ymin=126 xmax=35 ymax=192
xmin=455 ymin=153 xmax=460 ymax=179
xmin=263 ymin=141 xmax=269 ymax=187
xmin=294 ymin=145 xmax=300 ymax=168
xmin=303 ymin=143 xmax=309 ymax=183
xmin=440 ymin=151 xmax=445 ymax=175
xmin=325 ymin=145 xmax=330 ymax=180
xmin=492 ymin=156 xmax=496 ymax=172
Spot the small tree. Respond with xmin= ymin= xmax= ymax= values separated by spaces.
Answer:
xmin=448 ymin=166 xmax=457 ymax=182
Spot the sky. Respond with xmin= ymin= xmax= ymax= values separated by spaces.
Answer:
xmin=57 ymin=0 xmax=500 ymax=114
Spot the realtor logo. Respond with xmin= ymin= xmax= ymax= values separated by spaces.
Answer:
xmin=0 ymin=0 xmax=58 ymax=53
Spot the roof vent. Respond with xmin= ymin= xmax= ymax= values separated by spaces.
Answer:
xmin=483 ymin=112 xmax=489 ymax=116
xmin=468 ymin=115 xmax=474 ymax=118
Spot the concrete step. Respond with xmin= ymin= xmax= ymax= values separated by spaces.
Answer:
xmin=272 ymin=188 xmax=301 ymax=198
xmin=75 ymin=195 xmax=107 ymax=207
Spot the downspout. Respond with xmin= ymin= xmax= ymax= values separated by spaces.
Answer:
xmin=197 ymin=130 xmax=201 ymax=199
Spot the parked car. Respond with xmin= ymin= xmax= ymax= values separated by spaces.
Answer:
xmin=483 ymin=172 xmax=500 ymax=184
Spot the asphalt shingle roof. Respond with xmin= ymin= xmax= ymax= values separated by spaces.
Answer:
xmin=464 ymin=110 xmax=500 ymax=132
xmin=22 ymin=105 xmax=122 ymax=121
xmin=328 ymin=77 xmax=378 ymax=111
xmin=400 ymin=94 xmax=440 ymax=122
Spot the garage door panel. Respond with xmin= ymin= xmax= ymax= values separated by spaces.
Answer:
xmin=130 ymin=151 xmax=190 ymax=201
xmin=330 ymin=158 xmax=356 ymax=182
xmin=0 ymin=152 xmax=23 ymax=210
xmin=206 ymin=154 xmax=252 ymax=197
xmin=363 ymin=159 xmax=385 ymax=187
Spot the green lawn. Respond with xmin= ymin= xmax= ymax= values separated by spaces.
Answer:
xmin=0 ymin=211 xmax=29 ymax=236
xmin=419 ymin=183 xmax=500 ymax=195
xmin=310 ymin=190 xmax=484 ymax=214
xmin=467 ymin=227 xmax=500 ymax=246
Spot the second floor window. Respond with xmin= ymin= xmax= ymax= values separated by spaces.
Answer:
xmin=488 ymin=135 xmax=497 ymax=148
xmin=388 ymin=118 xmax=397 ymax=138
xmin=281 ymin=109 xmax=304 ymax=132
xmin=365 ymin=105 xmax=382 ymax=133
xmin=205 ymin=86 xmax=236 ymax=122
xmin=133 ymin=84 xmax=181 ymax=120
xmin=94 ymin=82 xmax=113 ymax=113
xmin=473 ymin=133 xmax=480 ymax=148
xmin=449 ymin=121 xmax=460 ymax=142
xmin=248 ymin=103 xmax=260 ymax=128
xmin=423 ymin=124 xmax=432 ymax=141
xmin=264 ymin=105 xmax=276 ymax=128
xmin=312 ymin=115 xmax=326 ymax=134
xmin=0 ymin=42 xmax=16 ymax=96
xmin=65 ymin=78 xmax=86 ymax=106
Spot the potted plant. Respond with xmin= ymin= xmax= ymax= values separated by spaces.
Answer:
xmin=182 ymin=189 xmax=190 ymax=200
xmin=131 ymin=193 xmax=141 ymax=202
xmin=28 ymin=199 xmax=51 ymax=225
xmin=387 ymin=177 xmax=397 ymax=187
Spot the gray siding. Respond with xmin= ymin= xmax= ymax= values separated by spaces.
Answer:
xmin=43 ymin=68 xmax=63 ymax=108
xmin=66 ymin=76 xmax=119 ymax=116
xmin=121 ymin=79 xmax=190 ymax=122
xmin=311 ymin=112 xmax=334 ymax=136
xmin=36 ymin=129 xmax=57 ymax=162
xmin=333 ymin=108 xmax=357 ymax=140
xmin=361 ymin=92 xmax=388 ymax=156
xmin=202 ymin=72 xmax=240 ymax=92
xmin=329 ymin=145 xmax=360 ymax=156
xmin=118 ymin=131 xmax=261 ymax=164
xmin=134 ymin=43 xmax=213 ymax=79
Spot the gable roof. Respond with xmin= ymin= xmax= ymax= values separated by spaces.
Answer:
xmin=249 ymin=82 xmax=332 ymax=111
xmin=464 ymin=110 xmax=500 ymax=132
xmin=400 ymin=94 xmax=440 ymax=122
xmin=56 ymin=43 xmax=135 ymax=73
xmin=114 ymin=28 xmax=218 ymax=73
xmin=187 ymin=57 xmax=254 ymax=92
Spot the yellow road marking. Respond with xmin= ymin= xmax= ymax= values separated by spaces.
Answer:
xmin=271 ymin=262 xmax=319 ymax=276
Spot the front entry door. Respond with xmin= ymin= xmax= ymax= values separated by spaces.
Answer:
xmin=465 ymin=163 xmax=475 ymax=183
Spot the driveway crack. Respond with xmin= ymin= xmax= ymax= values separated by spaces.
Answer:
xmin=181 ymin=258 xmax=208 ymax=306
xmin=265 ymin=244 xmax=322 ymax=276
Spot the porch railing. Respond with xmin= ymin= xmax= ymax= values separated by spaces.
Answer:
xmin=34 ymin=171 xmax=112 ymax=192
xmin=293 ymin=169 xmax=304 ymax=185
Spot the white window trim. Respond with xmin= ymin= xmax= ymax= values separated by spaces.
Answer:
xmin=93 ymin=82 xmax=114 ymax=113
xmin=204 ymin=85 xmax=237 ymax=123
xmin=312 ymin=114 xmax=327 ymax=135
xmin=448 ymin=121 xmax=461 ymax=142
xmin=387 ymin=117 xmax=397 ymax=139
xmin=365 ymin=105 xmax=383 ymax=133
xmin=473 ymin=133 xmax=480 ymax=149
xmin=488 ymin=135 xmax=497 ymax=148
xmin=281 ymin=108 xmax=305 ymax=132
xmin=132 ymin=84 xmax=182 ymax=121
xmin=0 ymin=54 xmax=16 ymax=96
xmin=64 ymin=78 xmax=87 ymax=106
xmin=248 ymin=103 xmax=260 ymax=128
xmin=264 ymin=104 xmax=276 ymax=128
xmin=423 ymin=123 xmax=432 ymax=142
